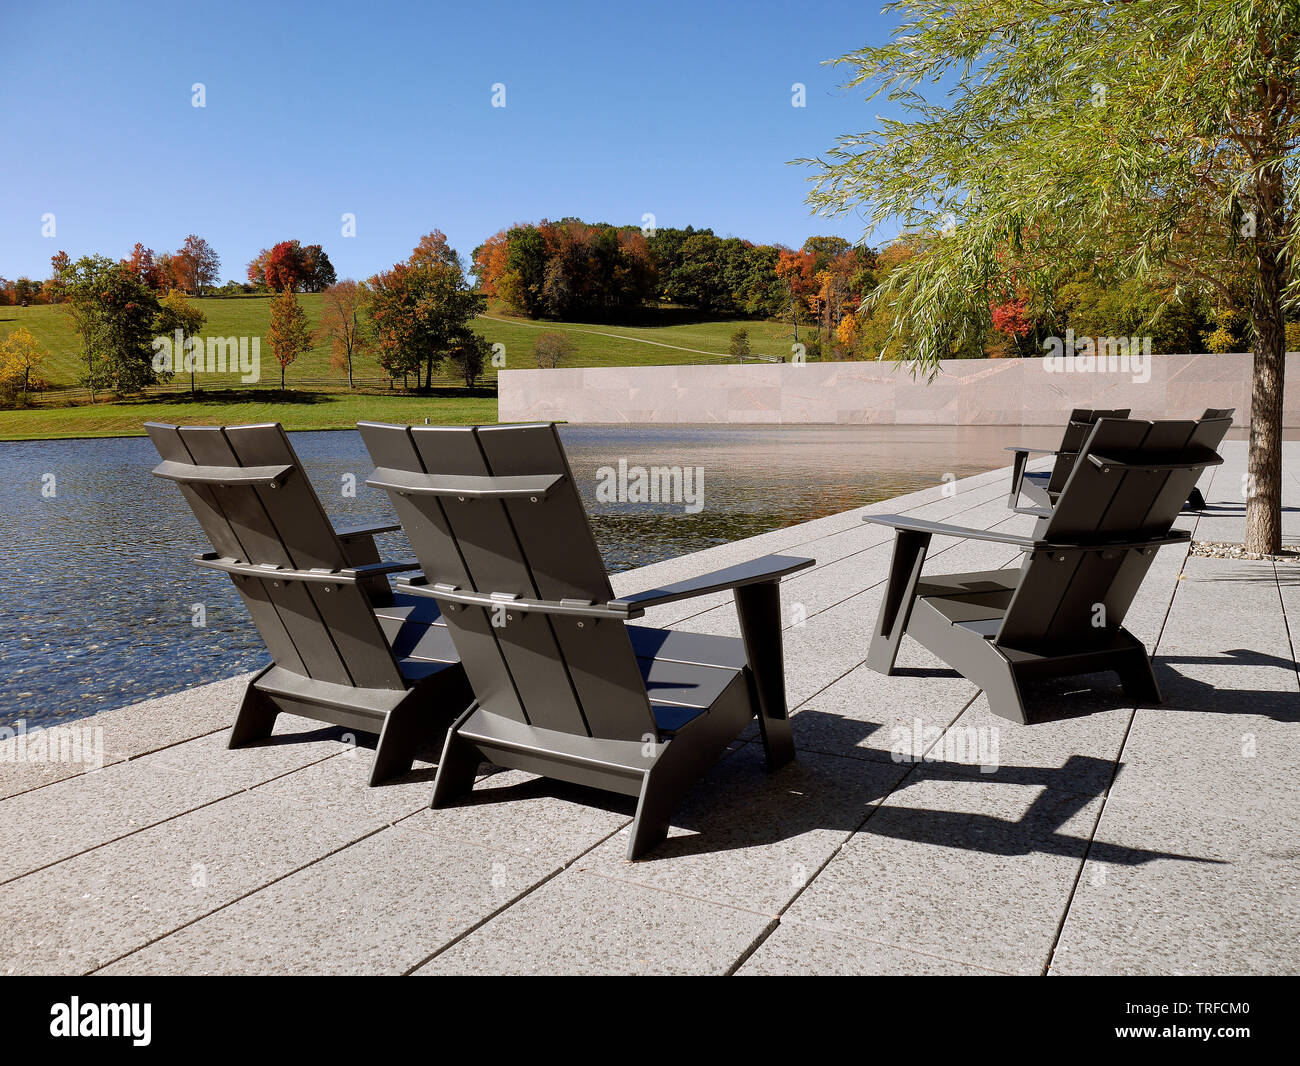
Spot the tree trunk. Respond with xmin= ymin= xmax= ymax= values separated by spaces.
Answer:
xmin=1245 ymin=277 xmax=1285 ymax=555
xmin=1245 ymin=164 xmax=1288 ymax=556
xmin=280 ymin=364 xmax=286 ymax=392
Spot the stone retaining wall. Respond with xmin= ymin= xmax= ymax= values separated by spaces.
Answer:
xmin=500 ymin=352 xmax=1299 ymax=426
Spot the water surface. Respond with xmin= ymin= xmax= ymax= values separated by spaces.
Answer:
xmin=0 ymin=424 xmax=1056 ymax=727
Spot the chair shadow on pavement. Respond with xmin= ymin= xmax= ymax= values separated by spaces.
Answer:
xmin=235 ymin=686 xmax=1258 ymax=866
xmin=416 ymin=708 xmax=1223 ymax=869
xmin=1152 ymin=652 xmax=1300 ymax=723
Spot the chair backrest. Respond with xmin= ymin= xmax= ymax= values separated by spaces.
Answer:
xmin=1046 ymin=408 xmax=1132 ymax=495
xmin=359 ymin=421 xmax=656 ymax=742
xmin=146 ymin=421 xmax=405 ymax=691
xmin=997 ymin=416 xmax=1223 ymax=650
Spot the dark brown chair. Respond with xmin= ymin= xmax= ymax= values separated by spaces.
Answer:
xmin=867 ymin=417 xmax=1225 ymax=724
xmin=359 ymin=420 xmax=813 ymax=859
xmin=147 ymin=421 xmax=470 ymax=783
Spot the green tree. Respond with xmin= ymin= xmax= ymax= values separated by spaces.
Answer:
xmin=367 ymin=233 xmax=485 ymax=389
xmin=446 ymin=329 xmax=492 ymax=386
xmin=267 ymin=287 xmax=311 ymax=392
xmin=806 ymin=0 xmax=1298 ymax=553
xmin=58 ymin=257 xmax=163 ymax=396
xmin=156 ymin=288 xmax=207 ymax=394
xmin=56 ymin=254 xmax=114 ymax=399
xmin=0 ymin=327 xmax=47 ymax=406
xmin=1057 ymin=275 xmax=1215 ymax=355
xmin=502 ymin=225 xmax=549 ymax=316
xmin=728 ymin=328 xmax=752 ymax=361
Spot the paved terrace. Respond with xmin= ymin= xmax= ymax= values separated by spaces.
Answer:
xmin=2 ymin=441 xmax=1297 ymax=976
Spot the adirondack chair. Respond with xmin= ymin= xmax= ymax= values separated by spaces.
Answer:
xmin=1184 ymin=410 xmax=1235 ymax=510
xmin=359 ymin=421 xmax=814 ymax=860
xmin=1008 ymin=409 xmax=1232 ymax=515
xmin=146 ymin=422 xmax=470 ymax=784
xmin=866 ymin=417 xmax=1225 ymax=724
xmin=1006 ymin=408 xmax=1131 ymax=510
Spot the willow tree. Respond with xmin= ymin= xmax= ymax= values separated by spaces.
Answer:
xmin=807 ymin=0 xmax=1297 ymax=553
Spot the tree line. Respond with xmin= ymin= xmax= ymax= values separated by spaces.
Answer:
xmin=3 ymin=211 xmax=1289 ymax=407
xmin=5 ymin=222 xmax=1279 ymax=365
xmin=475 ymin=219 xmax=1276 ymax=360
xmin=1 ymin=231 xmax=491 ymax=404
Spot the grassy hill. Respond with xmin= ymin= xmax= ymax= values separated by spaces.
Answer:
xmin=1 ymin=296 xmax=801 ymax=391
xmin=0 ymin=296 xmax=801 ymax=439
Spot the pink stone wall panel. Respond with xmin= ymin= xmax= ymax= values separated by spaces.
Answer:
xmin=498 ymin=354 xmax=1294 ymax=426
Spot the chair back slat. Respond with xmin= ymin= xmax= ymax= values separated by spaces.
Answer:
xmin=146 ymin=423 xmax=248 ymax=562
xmin=362 ymin=422 xmax=656 ymax=743
xmin=1092 ymin=419 xmax=1199 ymax=535
xmin=178 ymin=424 xmax=357 ymax=688
xmin=148 ymin=422 xmax=308 ymax=677
xmin=1040 ymin=418 xmax=1153 ymax=538
xmin=149 ymin=422 xmax=403 ymax=692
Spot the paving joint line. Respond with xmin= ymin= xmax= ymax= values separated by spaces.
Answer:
xmin=0 ymin=747 xmax=349 ymax=889
xmin=0 ymin=723 xmax=232 ymax=805
xmin=726 ymin=692 xmax=980 ymax=974
xmin=89 ymin=819 xmax=396 ymax=976
xmin=1039 ymin=499 xmax=1202 ymax=976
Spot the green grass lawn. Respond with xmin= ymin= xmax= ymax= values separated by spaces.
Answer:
xmin=0 ymin=391 xmax=498 ymax=440
xmin=1 ymin=297 xmax=798 ymax=390
xmin=0 ymin=296 xmax=798 ymax=440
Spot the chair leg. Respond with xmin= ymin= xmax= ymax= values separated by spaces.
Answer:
xmin=1185 ymin=486 xmax=1206 ymax=511
xmin=978 ymin=656 xmax=1030 ymax=725
xmin=1007 ymin=449 xmax=1029 ymax=509
xmin=627 ymin=782 xmax=674 ymax=860
xmin=866 ymin=529 xmax=931 ymax=675
xmin=625 ymin=693 xmax=747 ymax=861
xmin=368 ymin=690 xmax=427 ymax=786
xmin=228 ymin=669 xmax=279 ymax=748
xmin=1116 ymin=645 xmax=1162 ymax=705
xmin=735 ymin=581 xmax=795 ymax=771
xmin=429 ymin=704 xmax=482 ymax=809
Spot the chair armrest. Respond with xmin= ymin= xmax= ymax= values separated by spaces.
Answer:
xmin=334 ymin=519 xmax=401 ymax=540
xmin=368 ymin=469 xmax=562 ymax=500
xmin=343 ymin=558 xmax=421 ymax=579
xmin=153 ymin=460 xmax=294 ymax=487
xmin=1004 ymin=446 xmax=1060 ymax=456
xmin=864 ymin=514 xmax=1040 ymax=548
xmin=397 ymin=576 xmax=643 ymax=619
xmin=864 ymin=515 xmax=1193 ymax=553
xmin=610 ymin=554 xmax=815 ymax=611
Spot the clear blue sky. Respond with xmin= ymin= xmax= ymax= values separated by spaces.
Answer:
xmin=1 ymin=0 xmax=902 ymax=283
